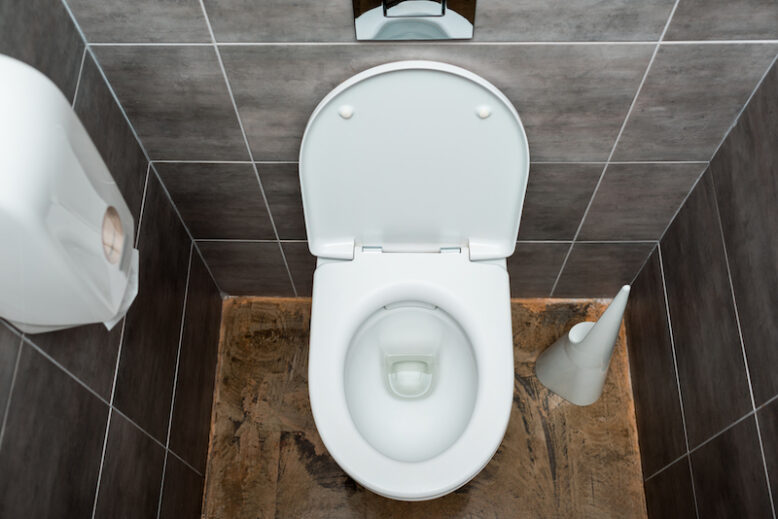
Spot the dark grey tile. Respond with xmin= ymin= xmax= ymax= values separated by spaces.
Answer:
xmin=93 ymin=46 xmax=247 ymax=160
xmin=711 ymin=62 xmax=778 ymax=406
xmin=282 ymin=242 xmax=316 ymax=297
xmin=169 ymin=254 xmax=222 ymax=473
xmin=474 ymin=0 xmax=674 ymax=41
xmin=580 ymin=163 xmax=703 ymax=241
xmin=258 ymin=163 xmax=306 ymax=240
xmin=0 ymin=324 xmax=21 ymax=425
xmin=74 ymin=53 xmax=148 ymax=223
xmin=94 ymin=412 xmax=165 ymax=519
xmin=614 ymin=44 xmax=778 ymax=161
xmin=67 ymin=0 xmax=210 ymax=43
xmin=553 ymin=242 xmax=654 ymax=297
xmin=159 ymin=453 xmax=204 ymax=519
xmin=644 ymin=457 xmax=697 ymax=519
xmin=660 ymin=173 xmax=751 ymax=447
xmin=518 ymin=163 xmax=602 ymax=241
xmin=0 ymin=345 xmax=108 ymax=518
xmin=665 ymin=0 xmax=778 ymax=41
xmin=0 ymin=0 xmax=85 ymax=100
xmin=29 ymin=322 xmax=122 ymax=400
xmin=221 ymin=44 xmax=652 ymax=162
xmin=758 ymin=397 xmax=778 ymax=506
xmin=157 ymin=162 xmax=275 ymax=240
xmin=114 ymin=176 xmax=192 ymax=442
xmin=690 ymin=416 xmax=773 ymax=519
xmin=203 ymin=0 xmax=354 ymax=42
xmin=198 ymin=241 xmax=294 ymax=296
xmin=625 ymin=248 xmax=687 ymax=476
xmin=506 ymin=242 xmax=570 ymax=297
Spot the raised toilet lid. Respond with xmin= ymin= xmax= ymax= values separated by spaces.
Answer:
xmin=299 ymin=61 xmax=530 ymax=261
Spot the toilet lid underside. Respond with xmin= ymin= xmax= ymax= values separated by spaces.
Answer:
xmin=299 ymin=61 xmax=530 ymax=260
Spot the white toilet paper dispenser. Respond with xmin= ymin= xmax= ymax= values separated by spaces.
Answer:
xmin=0 ymin=54 xmax=139 ymax=334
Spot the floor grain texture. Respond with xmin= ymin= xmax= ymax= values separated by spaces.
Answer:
xmin=203 ymin=298 xmax=646 ymax=519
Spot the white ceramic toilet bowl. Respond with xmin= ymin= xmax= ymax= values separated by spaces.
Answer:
xmin=308 ymin=248 xmax=514 ymax=500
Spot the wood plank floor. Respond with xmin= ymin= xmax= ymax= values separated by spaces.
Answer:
xmin=203 ymin=298 xmax=646 ymax=519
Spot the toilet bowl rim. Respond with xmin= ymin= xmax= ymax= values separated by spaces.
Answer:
xmin=307 ymin=267 xmax=513 ymax=500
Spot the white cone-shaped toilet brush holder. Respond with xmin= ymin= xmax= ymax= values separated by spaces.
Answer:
xmin=534 ymin=285 xmax=631 ymax=406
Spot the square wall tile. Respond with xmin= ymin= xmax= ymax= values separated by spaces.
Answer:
xmin=203 ymin=0 xmax=355 ymax=42
xmin=711 ymin=61 xmax=778 ymax=406
xmin=644 ymin=457 xmax=697 ymax=519
xmin=93 ymin=45 xmax=247 ymax=160
xmin=221 ymin=44 xmax=652 ymax=162
xmin=474 ymin=0 xmax=674 ymax=41
xmin=553 ymin=242 xmax=655 ymax=298
xmin=198 ymin=241 xmax=294 ymax=296
xmin=258 ymin=163 xmax=307 ymax=240
xmin=0 ymin=0 xmax=84 ymax=100
xmin=159 ymin=453 xmax=204 ymax=519
xmin=93 ymin=412 xmax=166 ymax=519
xmin=29 ymin=322 xmax=122 ymax=400
xmin=67 ymin=0 xmax=210 ymax=43
xmin=169 ymin=254 xmax=222 ymax=473
xmin=690 ymin=416 xmax=773 ymax=518
xmin=518 ymin=163 xmax=601 ymax=241
xmin=614 ymin=44 xmax=778 ymax=161
xmin=0 ymin=324 xmax=21 ymax=417
xmin=507 ymin=242 xmax=570 ymax=297
xmin=625 ymin=248 xmax=687 ymax=477
xmin=664 ymin=0 xmax=778 ymax=41
xmin=282 ymin=242 xmax=316 ymax=297
xmin=157 ymin=162 xmax=275 ymax=240
xmin=660 ymin=173 xmax=751 ymax=447
xmin=0 ymin=346 xmax=108 ymax=518
xmin=114 ymin=176 xmax=193 ymax=442
xmin=579 ymin=162 xmax=703 ymax=240
xmin=758 ymin=397 xmax=778 ymax=506
xmin=75 ymin=54 xmax=148 ymax=223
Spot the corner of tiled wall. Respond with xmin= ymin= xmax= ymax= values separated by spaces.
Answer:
xmin=626 ymin=56 xmax=778 ymax=519
xmin=0 ymin=1 xmax=223 ymax=517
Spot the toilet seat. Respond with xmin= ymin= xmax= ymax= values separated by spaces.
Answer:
xmin=308 ymin=248 xmax=514 ymax=500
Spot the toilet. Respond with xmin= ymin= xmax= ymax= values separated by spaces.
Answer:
xmin=300 ymin=61 xmax=530 ymax=500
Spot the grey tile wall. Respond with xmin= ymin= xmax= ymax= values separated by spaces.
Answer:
xmin=0 ymin=2 xmax=222 ymax=517
xmin=506 ymin=242 xmax=570 ymax=297
xmin=709 ymin=62 xmax=778 ymax=406
xmin=625 ymin=59 xmax=778 ymax=519
xmin=0 ymin=0 xmax=85 ymax=100
xmin=157 ymin=162 xmax=275 ymax=240
xmin=625 ymin=248 xmax=687 ymax=477
xmin=579 ymin=163 xmax=704 ymax=240
xmin=553 ymin=242 xmax=655 ymax=297
xmin=92 ymin=45 xmax=247 ymax=160
xmin=61 ymin=0 xmax=778 ymax=298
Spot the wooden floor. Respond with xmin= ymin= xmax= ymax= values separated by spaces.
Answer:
xmin=202 ymin=298 xmax=647 ymax=519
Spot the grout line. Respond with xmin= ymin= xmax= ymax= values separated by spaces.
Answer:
xmin=657 ymin=243 xmax=701 ymax=519
xmin=0 ymin=336 xmax=24 ymax=451
xmin=195 ymin=238 xmax=306 ymax=243
xmin=71 ymin=46 xmax=88 ymax=107
xmin=134 ymin=164 xmax=151 ymax=248
xmin=198 ymin=0 xmax=298 ymax=297
xmin=167 ymin=448 xmax=204 ymax=478
xmin=152 ymin=159 xmax=253 ymax=164
xmin=710 ymin=174 xmax=777 ymax=518
xmin=82 ymin=40 xmax=778 ymax=47
xmin=151 ymin=159 xmax=716 ymax=167
xmin=758 ymin=392 xmax=778 ymax=412
xmin=549 ymin=0 xmax=681 ymax=298
xmin=156 ymin=243 xmax=194 ymax=519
